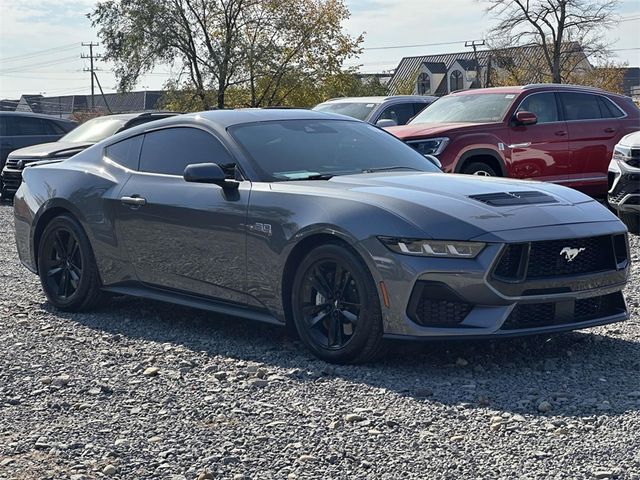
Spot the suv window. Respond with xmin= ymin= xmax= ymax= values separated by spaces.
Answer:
xmin=42 ymin=120 xmax=66 ymax=135
xmin=560 ymin=92 xmax=603 ymax=121
xmin=517 ymin=93 xmax=559 ymax=124
xmin=378 ymin=103 xmax=415 ymax=125
xmin=597 ymin=97 xmax=624 ymax=119
xmin=139 ymin=127 xmax=233 ymax=176
xmin=413 ymin=103 xmax=429 ymax=116
xmin=104 ymin=135 xmax=143 ymax=170
xmin=6 ymin=116 xmax=46 ymax=136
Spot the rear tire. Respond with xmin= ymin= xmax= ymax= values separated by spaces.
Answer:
xmin=620 ymin=212 xmax=640 ymax=234
xmin=291 ymin=243 xmax=386 ymax=364
xmin=462 ymin=162 xmax=498 ymax=177
xmin=37 ymin=214 xmax=105 ymax=311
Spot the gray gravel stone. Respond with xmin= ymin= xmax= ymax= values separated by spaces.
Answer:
xmin=0 ymin=203 xmax=638 ymax=479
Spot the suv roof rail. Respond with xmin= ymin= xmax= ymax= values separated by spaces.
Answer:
xmin=522 ymin=83 xmax=605 ymax=92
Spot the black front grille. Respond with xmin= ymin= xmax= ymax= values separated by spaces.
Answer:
xmin=628 ymin=149 xmax=640 ymax=168
xmin=502 ymin=292 xmax=626 ymax=330
xmin=527 ymin=236 xmax=615 ymax=278
xmin=4 ymin=157 xmax=24 ymax=169
xmin=469 ymin=191 xmax=557 ymax=206
xmin=609 ymin=174 xmax=640 ymax=204
xmin=1 ymin=171 xmax=22 ymax=191
xmin=407 ymin=281 xmax=473 ymax=327
xmin=493 ymin=235 xmax=620 ymax=282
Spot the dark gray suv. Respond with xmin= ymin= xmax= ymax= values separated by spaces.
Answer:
xmin=0 ymin=112 xmax=76 ymax=169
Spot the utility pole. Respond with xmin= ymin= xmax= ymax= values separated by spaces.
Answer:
xmin=81 ymin=42 xmax=101 ymax=110
xmin=465 ymin=40 xmax=486 ymax=88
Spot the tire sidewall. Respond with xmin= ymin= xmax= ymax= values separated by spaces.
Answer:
xmin=291 ymin=243 xmax=382 ymax=363
xmin=462 ymin=162 xmax=498 ymax=177
xmin=37 ymin=215 xmax=97 ymax=310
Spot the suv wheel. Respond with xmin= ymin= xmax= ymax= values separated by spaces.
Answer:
xmin=291 ymin=243 xmax=386 ymax=364
xmin=462 ymin=162 xmax=498 ymax=177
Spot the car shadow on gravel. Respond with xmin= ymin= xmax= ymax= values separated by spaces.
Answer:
xmin=45 ymin=295 xmax=640 ymax=418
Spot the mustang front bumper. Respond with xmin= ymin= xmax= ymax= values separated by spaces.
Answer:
xmin=359 ymin=220 xmax=630 ymax=339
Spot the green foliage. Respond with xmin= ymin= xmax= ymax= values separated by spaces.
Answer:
xmin=91 ymin=0 xmax=363 ymax=110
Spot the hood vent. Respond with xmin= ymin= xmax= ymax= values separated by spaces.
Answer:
xmin=469 ymin=191 xmax=558 ymax=206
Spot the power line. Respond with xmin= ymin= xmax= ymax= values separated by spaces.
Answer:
xmin=1 ymin=55 xmax=80 ymax=74
xmin=363 ymin=39 xmax=470 ymax=51
xmin=0 ymin=43 xmax=80 ymax=64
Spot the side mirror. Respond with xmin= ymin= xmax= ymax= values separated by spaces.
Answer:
xmin=514 ymin=110 xmax=537 ymax=126
xmin=423 ymin=154 xmax=442 ymax=169
xmin=183 ymin=163 xmax=239 ymax=189
xmin=376 ymin=118 xmax=398 ymax=128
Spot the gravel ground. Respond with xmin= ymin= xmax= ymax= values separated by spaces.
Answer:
xmin=0 ymin=202 xmax=639 ymax=480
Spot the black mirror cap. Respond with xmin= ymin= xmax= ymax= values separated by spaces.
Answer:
xmin=183 ymin=163 xmax=239 ymax=189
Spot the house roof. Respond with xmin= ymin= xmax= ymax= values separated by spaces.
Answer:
xmin=422 ymin=62 xmax=447 ymax=74
xmin=387 ymin=43 xmax=586 ymax=95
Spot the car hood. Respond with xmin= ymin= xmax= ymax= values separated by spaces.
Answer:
xmin=619 ymin=131 xmax=640 ymax=148
xmin=386 ymin=122 xmax=495 ymax=140
xmin=275 ymin=172 xmax=617 ymax=240
xmin=7 ymin=141 xmax=94 ymax=159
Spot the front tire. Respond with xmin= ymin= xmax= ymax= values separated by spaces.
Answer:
xmin=462 ymin=162 xmax=498 ymax=177
xmin=620 ymin=212 xmax=640 ymax=234
xmin=37 ymin=214 xmax=104 ymax=311
xmin=291 ymin=243 xmax=386 ymax=364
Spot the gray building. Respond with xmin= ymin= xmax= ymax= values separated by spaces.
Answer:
xmin=12 ymin=90 xmax=164 ymax=118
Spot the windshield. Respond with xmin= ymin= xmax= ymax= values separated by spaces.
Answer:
xmin=411 ymin=93 xmax=516 ymax=124
xmin=229 ymin=119 xmax=440 ymax=182
xmin=312 ymin=102 xmax=380 ymax=121
xmin=61 ymin=116 xmax=127 ymax=143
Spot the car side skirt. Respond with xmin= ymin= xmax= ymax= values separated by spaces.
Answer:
xmin=102 ymin=284 xmax=283 ymax=326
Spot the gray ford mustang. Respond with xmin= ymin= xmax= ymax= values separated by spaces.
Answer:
xmin=14 ymin=109 xmax=630 ymax=363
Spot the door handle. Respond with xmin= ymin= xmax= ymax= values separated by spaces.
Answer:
xmin=554 ymin=130 xmax=567 ymax=136
xmin=604 ymin=127 xmax=616 ymax=133
xmin=120 ymin=196 xmax=146 ymax=206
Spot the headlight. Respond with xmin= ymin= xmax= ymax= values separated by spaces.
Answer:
xmin=378 ymin=237 xmax=485 ymax=258
xmin=613 ymin=145 xmax=639 ymax=168
xmin=407 ymin=137 xmax=449 ymax=156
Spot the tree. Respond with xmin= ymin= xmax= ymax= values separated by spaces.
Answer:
xmin=483 ymin=0 xmax=619 ymax=83
xmin=90 ymin=0 xmax=361 ymax=110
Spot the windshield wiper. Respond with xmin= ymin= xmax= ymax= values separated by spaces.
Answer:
xmin=362 ymin=166 xmax=423 ymax=173
xmin=292 ymin=173 xmax=336 ymax=181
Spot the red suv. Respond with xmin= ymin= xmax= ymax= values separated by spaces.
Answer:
xmin=387 ymin=84 xmax=640 ymax=197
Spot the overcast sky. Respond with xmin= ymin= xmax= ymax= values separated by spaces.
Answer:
xmin=0 ymin=0 xmax=638 ymax=99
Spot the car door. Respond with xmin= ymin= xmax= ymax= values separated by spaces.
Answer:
xmin=115 ymin=126 xmax=251 ymax=303
xmin=509 ymin=92 xmax=570 ymax=183
xmin=559 ymin=91 xmax=622 ymax=196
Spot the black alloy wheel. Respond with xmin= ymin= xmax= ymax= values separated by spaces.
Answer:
xmin=292 ymin=243 xmax=386 ymax=364
xmin=38 ymin=214 xmax=104 ymax=311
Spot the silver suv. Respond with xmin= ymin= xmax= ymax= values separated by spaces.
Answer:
xmin=608 ymin=131 xmax=640 ymax=233
xmin=313 ymin=95 xmax=436 ymax=127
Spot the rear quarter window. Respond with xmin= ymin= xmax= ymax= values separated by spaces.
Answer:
xmin=104 ymin=135 xmax=143 ymax=171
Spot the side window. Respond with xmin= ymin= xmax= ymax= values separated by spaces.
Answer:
xmin=42 ymin=120 xmax=66 ymax=135
xmin=6 ymin=116 xmax=45 ymax=136
xmin=597 ymin=97 xmax=624 ymax=119
xmin=378 ymin=104 xmax=416 ymax=126
xmin=517 ymin=93 xmax=559 ymax=124
xmin=560 ymin=92 xmax=602 ymax=121
xmin=104 ymin=135 xmax=144 ymax=170
xmin=139 ymin=127 xmax=233 ymax=176
xmin=413 ymin=103 xmax=429 ymax=116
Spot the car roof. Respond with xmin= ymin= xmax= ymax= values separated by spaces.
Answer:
xmin=320 ymin=95 xmax=436 ymax=104
xmin=450 ymin=83 xmax=616 ymax=96
xmin=183 ymin=108 xmax=354 ymax=128
xmin=0 ymin=111 xmax=76 ymax=122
